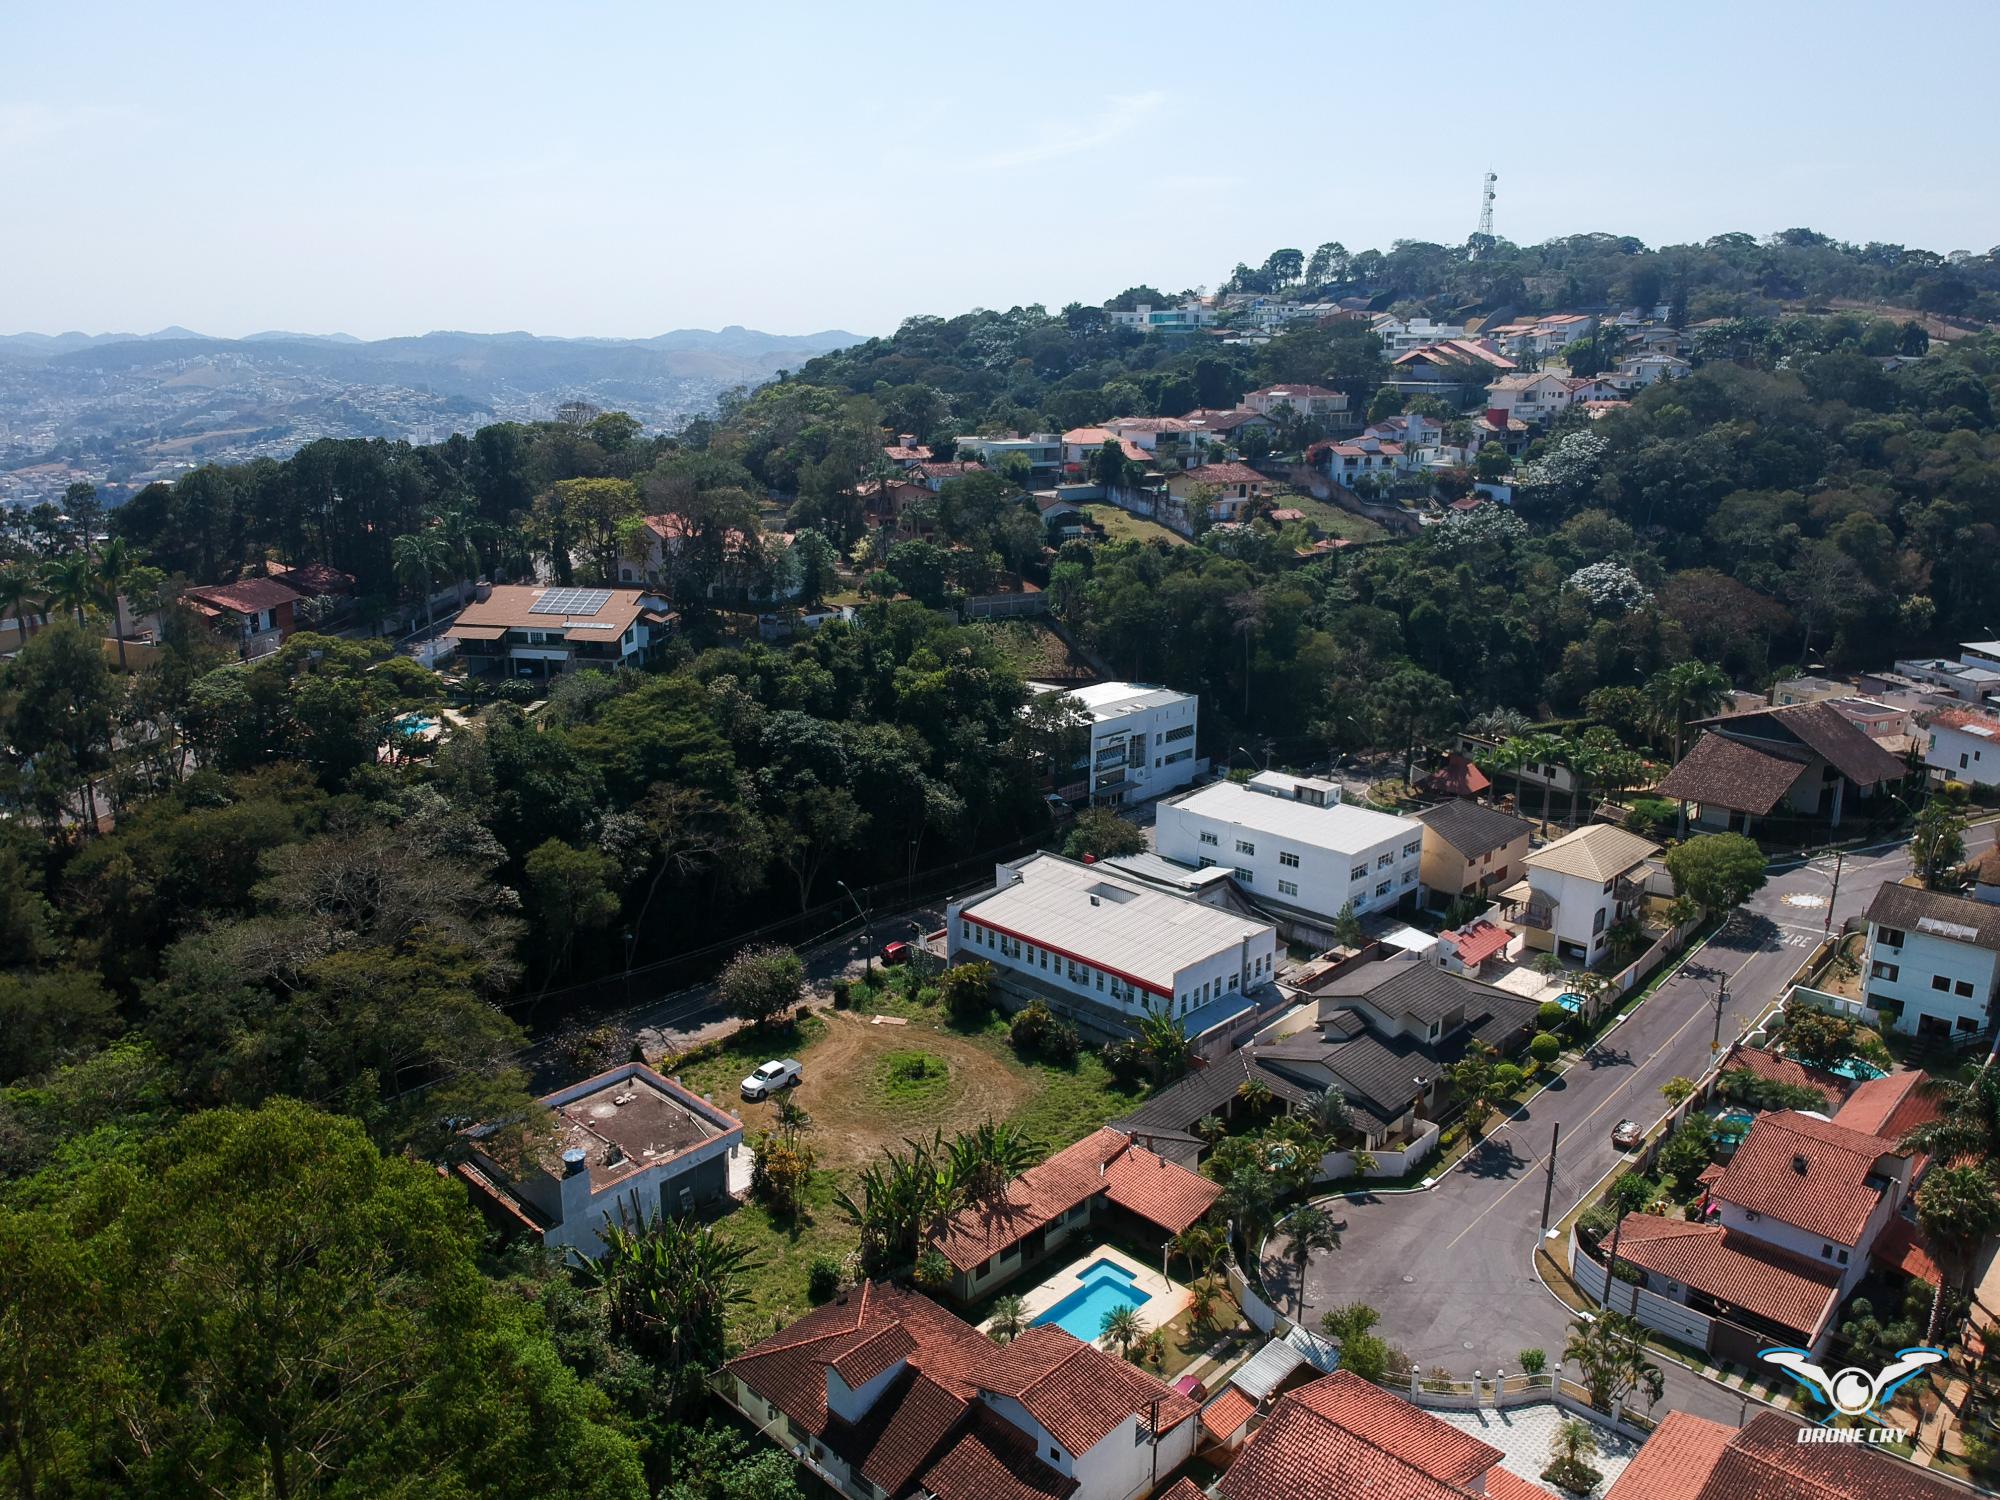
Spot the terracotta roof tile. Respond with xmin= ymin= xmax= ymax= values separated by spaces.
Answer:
xmin=1158 ymin=1479 xmax=1209 ymax=1500
xmin=1486 ymin=1470 xmax=1561 ymax=1500
xmin=1417 ymin=752 xmax=1492 ymax=799
xmin=1831 ymin=1070 xmax=1938 ymax=1141
xmin=183 ymin=576 xmax=304 ymax=614
xmin=1440 ymin=920 xmax=1511 ymax=968
xmin=918 ymin=1405 xmax=1079 ymax=1500
xmin=1178 ymin=462 xmax=1268 ymax=487
xmin=1608 ymin=1410 xmax=1964 ymax=1500
xmin=1201 ymin=1385 xmax=1256 ymax=1444
xmin=1718 ymin=1045 xmax=1846 ymax=1105
xmin=979 ymin=1326 xmax=1197 ymax=1453
xmin=1609 ymin=1216 xmax=1843 ymax=1338
xmin=1713 ymin=1111 xmax=1896 ymax=1244
xmin=931 ymin=1128 xmax=1218 ymax=1272
xmin=1217 ymin=1372 xmax=1504 ymax=1500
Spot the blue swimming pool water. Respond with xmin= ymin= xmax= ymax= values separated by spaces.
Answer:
xmin=1556 ymin=992 xmax=1586 ymax=1012
xmin=395 ymin=714 xmax=442 ymax=737
xmin=1031 ymin=1258 xmax=1149 ymax=1342
xmin=1830 ymin=1057 xmax=1887 ymax=1081
xmin=1715 ymin=1108 xmax=1755 ymax=1142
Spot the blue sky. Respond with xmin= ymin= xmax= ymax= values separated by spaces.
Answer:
xmin=3 ymin=0 xmax=1994 ymax=340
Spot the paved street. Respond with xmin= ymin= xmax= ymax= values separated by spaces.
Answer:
xmin=1265 ymin=822 xmax=1998 ymax=1428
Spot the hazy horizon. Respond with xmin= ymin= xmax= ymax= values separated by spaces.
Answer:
xmin=6 ymin=0 xmax=1996 ymax=342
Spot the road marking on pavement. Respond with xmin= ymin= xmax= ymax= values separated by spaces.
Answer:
xmin=1441 ymin=957 xmax=1770 ymax=1251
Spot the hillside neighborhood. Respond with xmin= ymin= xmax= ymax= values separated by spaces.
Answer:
xmin=8 ymin=202 xmax=2000 ymax=1500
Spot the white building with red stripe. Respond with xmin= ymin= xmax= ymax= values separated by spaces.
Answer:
xmin=946 ymin=852 xmax=1278 ymax=1035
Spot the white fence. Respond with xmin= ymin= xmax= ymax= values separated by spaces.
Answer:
xmin=1227 ymin=1252 xmax=1282 ymax=1335
xmin=1786 ymin=983 xmax=1886 ymax=1029
xmin=1605 ymin=916 xmax=1699 ymax=999
xmin=1569 ymin=1226 xmax=1715 ymax=1349
xmin=1316 ymin=1120 xmax=1441 ymax=1183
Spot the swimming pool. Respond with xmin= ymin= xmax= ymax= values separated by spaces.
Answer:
xmin=1556 ymin=992 xmax=1586 ymax=1013
xmin=394 ymin=713 xmax=442 ymax=737
xmin=1030 ymin=1257 xmax=1150 ymax=1342
xmin=1830 ymin=1057 xmax=1887 ymax=1081
xmin=1714 ymin=1108 xmax=1755 ymax=1144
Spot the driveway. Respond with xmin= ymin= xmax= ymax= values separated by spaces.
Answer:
xmin=1265 ymin=822 xmax=1998 ymax=1427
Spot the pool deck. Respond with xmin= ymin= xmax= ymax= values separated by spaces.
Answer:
xmin=985 ymin=1244 xmax=1189 ymax=1347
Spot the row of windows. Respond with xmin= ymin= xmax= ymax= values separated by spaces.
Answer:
xmin=1872 ymin=957 xmax=1980 ymax=1000
xmin=959 ymin=920 xmax=1165 ymax=1006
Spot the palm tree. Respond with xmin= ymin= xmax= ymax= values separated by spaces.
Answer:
xmin=1235 ymin=1077 xmax=1274 ymax=1117
xmin=1171 ymin=1221 xmax=1228 ymax=1279
xmin=580 ymin=1199 xmax=760 ymax=1415
xmin=1484 ymin=734 xmax=1531 ymax=817
xmin=1099 ymin=1303 xmax=1145 ymax=1357
xmin=946 ymin=1121 xmax=1042 ymax=1205
xmin=1283 ymin=1203 xmax=1342 ymax=1315
xmin=1218 ymin=1164 xmax=1278 ymax=1261
xmin=1186 ymin=1274 xmax=1225 ymax=1332
xmin=1136 ymin=1008 xmax=1195 ymax=1083
xmin=987 ymin=1293 xmax=1027 ymax=1344
xmin=1196 ymin=1114 xmax=1228 ymax=1148
xmin=1512 ymin=732 xmax=1567 ymax=833
xmin=1645 ymin=660 xmax=1731 ymax=764
xmin=1297 ymin=1088 xmax=1355 ymax=1150
xmin=0 ymin=564 xmax=39 ymax=645
xmin=42 ymin=553 xmax=98 ymax=628
xmin=1902 ymin=1067 xmax=2000 ymax=1165
xmin=1916 ymin=1164 xmax=2000 ymax=1344
xmin=391 ymin=529 xmax=454 ymax=638
xmin=95 ymin=537 xmax=139 ymax=671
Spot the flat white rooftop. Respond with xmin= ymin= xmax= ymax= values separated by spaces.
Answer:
xmin=1248 ymin=769 xmax=1341 ymax=799
xmin=1165 ymin=780 xmax=1421 ymax=854
xmin=1028 ymin=680 xmax=1191 ymax=722
xmin=963 ymin=854 xmax=1269 ymax=992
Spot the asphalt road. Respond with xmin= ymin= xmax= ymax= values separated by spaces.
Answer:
xmin=1263 ymin=822 xmax=1998 ymax=1428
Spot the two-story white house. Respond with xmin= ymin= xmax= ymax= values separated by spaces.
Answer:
xmin=1237 ymin=384 xmax=1353 ymax=427
xmin=1155 ymin=780 xmax=1426 ymax=937
xmin=1027 ymin=679 xmax=1199 ymax=805
xmin=723 ymin=1281 xmax=1199 ymax=1500
xmin=1507 ymin=824 xmax=1662 ymax=965
xmin=947 ymin=852 xmax=1280 ymax=1040
xmin=1924 ymin=707 xmax=2000 ymax=789
xmin=1483 ymin=370 xmax=1576 ymax=426
xmin=952 ymin=433 xmax=1065 ymax=474
xmin=1862 ymin=877 xmax=2000 ymax=1039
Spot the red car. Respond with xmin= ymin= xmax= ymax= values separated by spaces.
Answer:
xmin=880 ymin=941 xmax=911 ymax=965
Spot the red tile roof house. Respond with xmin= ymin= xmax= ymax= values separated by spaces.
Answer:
xmin=1606 ymin=1409 xmax=1963 ymax=1500
xmin=1599 ymin=1101 xmax=1927 ymax=1355
xmin=181 ymin=575 xmax=306 ymax=658
xmin=722 ymin=1281 xmax=1199 ymax=1500
xmin=456 ymin=1062 xmax=742 ymax=1258
xmin=1166 ymin=463 xmax=1271 ymax=520
xmin=930 ymin=1126 xmax=1220 ymax=1303
xmin=1215 ymin=1370 xmax=1555 ymax=1500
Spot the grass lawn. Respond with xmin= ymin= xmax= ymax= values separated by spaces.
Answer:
xmin=1083 ymin=503 xmax=1188 ymax=547
xmin=978 ymin=619 xmax=1095 ymax=681
xmin=683 ymin=976 xmax=1151 ymax=1342
xmin=1279 ymin=494 xmax=1391 ymax=542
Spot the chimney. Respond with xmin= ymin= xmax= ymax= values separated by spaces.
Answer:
xmin=1792 ymin=1153 xmax=1809 ymax=1176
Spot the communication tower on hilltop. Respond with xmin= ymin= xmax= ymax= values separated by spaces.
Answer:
xmin=1475 ymin=171 xmax=1498 ymax=242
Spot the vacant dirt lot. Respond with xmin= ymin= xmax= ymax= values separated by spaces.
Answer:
xmin=740 ymin=1011 xmax=1034 ymax=1167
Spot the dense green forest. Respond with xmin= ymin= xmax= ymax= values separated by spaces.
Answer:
xmin=3 ymin=227 xmax=1998 ymax=1494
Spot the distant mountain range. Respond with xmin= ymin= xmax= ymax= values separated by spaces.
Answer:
xmin=0 ymin=325 xmax=865 ymax=504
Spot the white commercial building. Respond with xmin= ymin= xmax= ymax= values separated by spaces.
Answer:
xmin=947 ymin=853 xmax=1279 ymax=1035
xmin=1154 ymin=780 xmax=1426 ymax=925
xmin=1862 ymin=877 xmax=2000 ymax=1039
xmin=1029 ymin=680 xmax=1199 ymax=805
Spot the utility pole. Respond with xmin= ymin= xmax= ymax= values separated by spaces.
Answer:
xmin=1823 ymin=849 xmax=1844 ymax=936
xmin=1540 ymin=1121 xmax=1562 ymax=1234
xmin=1712 ymin=974 xmax=1727 ymax=1055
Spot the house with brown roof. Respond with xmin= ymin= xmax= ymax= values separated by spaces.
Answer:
xmin=1412 ymin=798 xmax=1531 ymax=912
xmin=928 ymin=1126 xmax=1220 ymax=1302
xmin=1607 ymin=1410 xmax=1962 ymax=1500
xmin=1655 ymin=702 xmax=1907 ymax=835
xmin=1166 ymin=463 xmax=1270 ymax=520
xmin=1216 ymin=1370 xmax=1555 ymax=1500
xmin=443 ymin=583 xmax=672 ymax=678
xmin=721 ymin=1281 xmax=1198 ymax=1500
xmin=1605 ymin=1103 xmax=1924 ymax=1352
xmin=181 ymin=575 xmax=306 ymax=658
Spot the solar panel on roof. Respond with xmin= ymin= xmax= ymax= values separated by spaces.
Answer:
xmin=529 ymin=587 xmax=612 ymax=616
